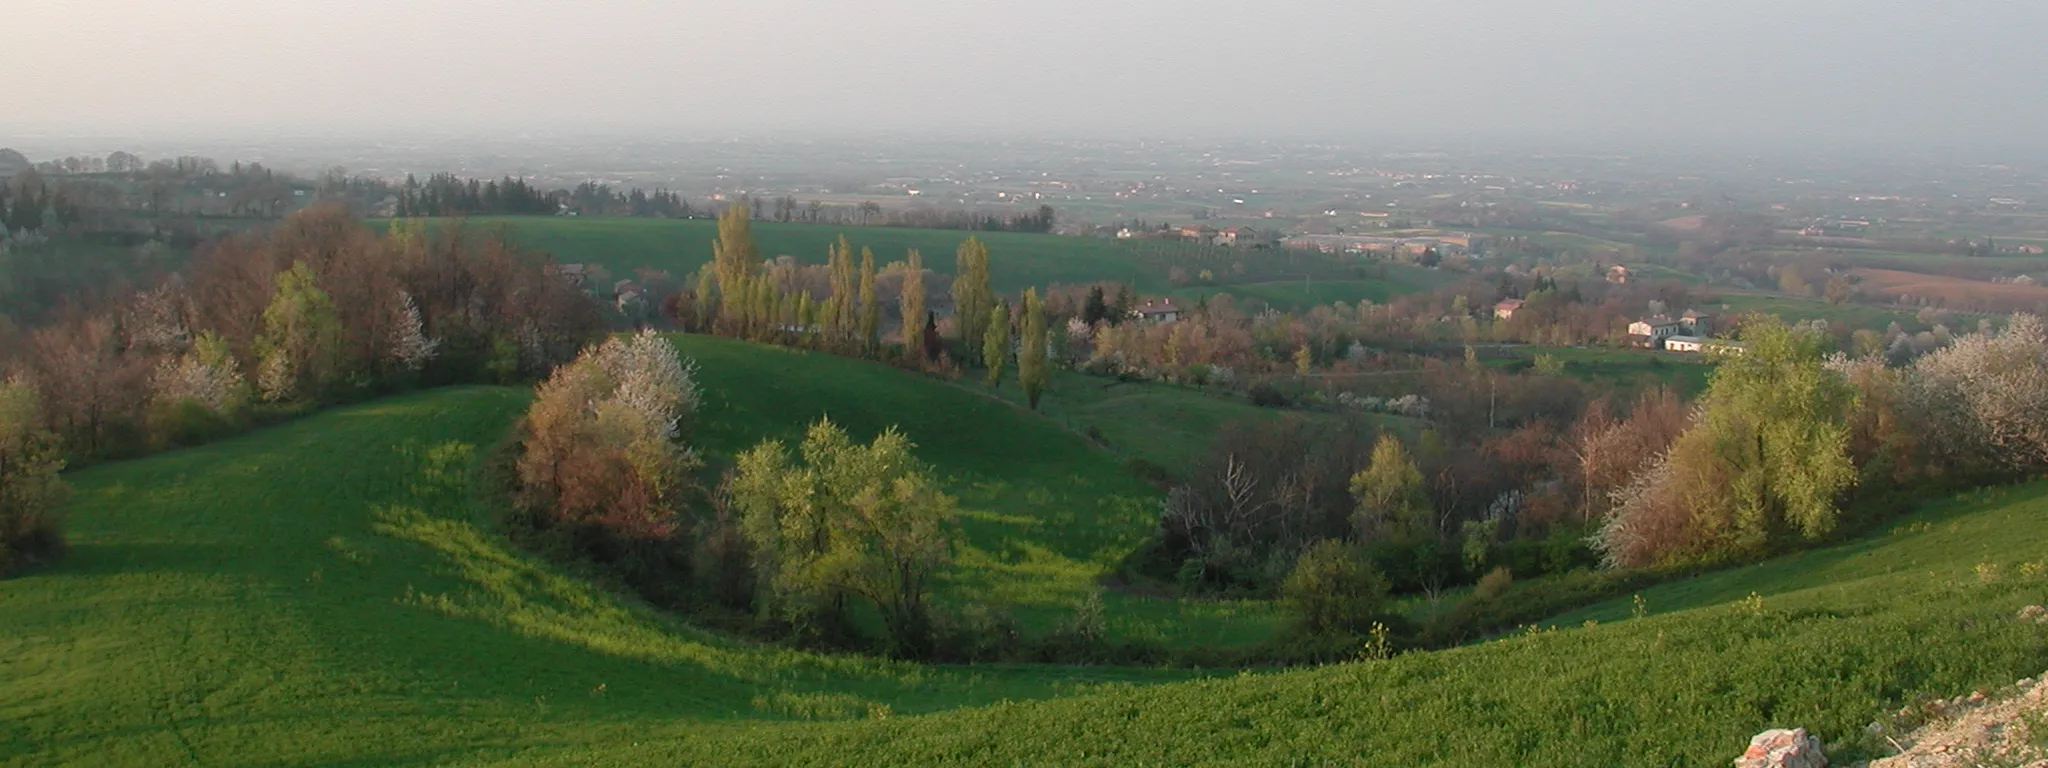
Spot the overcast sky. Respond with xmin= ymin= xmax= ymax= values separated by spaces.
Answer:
xmin=7 ymin=0 xmax=2043 ymax=153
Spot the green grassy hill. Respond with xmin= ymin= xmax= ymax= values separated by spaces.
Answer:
xmin=428 ymin=216 xmax=1152 ymax=294
xmin=7 ymin=376 xmax=2048 ymax=764
xmin=0 ymin=387 xmax=1204 ymax=764
xmin=671 ymin=335 xmax=1281 ymax=646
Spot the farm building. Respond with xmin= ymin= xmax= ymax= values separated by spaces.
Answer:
xmin=1133 ymin=298 xmax=1184 ymax=324
xmin=1629 ymin=310 xmax=1711 ymax=346
xmin=1665 ymin=336 xmax=1745 ymax=355
xmin=1493 ymin=299 xmax=1525 ymax=320
xmin=1628 ymin=315 xmax=1682 ymax=345
xmin=1680 ymin=309 xmax=1712 ymax=335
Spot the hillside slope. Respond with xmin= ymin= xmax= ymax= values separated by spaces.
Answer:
xmin=670 ymin=335 xmax=1280 ymax=645
xmin=557 ymin=483 xmax=2048 ymax=766
xmin=0 ymin=387 xmax=1198 ymax=765
xmin=4 ymin=385 xmax=2047 ymax=764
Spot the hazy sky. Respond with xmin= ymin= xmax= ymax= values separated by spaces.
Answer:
xmin=8 ymin=0 xmax=2044 ymax=152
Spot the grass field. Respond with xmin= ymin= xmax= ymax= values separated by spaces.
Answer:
xmin=668 ymin=335 xmax=1280 ymax=647
xmin=1497 ymin=345 xmax=1714 ymax=396
xmin=1711 ymin=292 xmax=1940 ymax=332
xmin=0 ymin=387 xmax=1205 ymax=765
xmin=9 ymin=382 xmax=2047 ymax=764
xmin=416 ymin=216 xmax=1154 ymax=294
xmin=1760 ymin=247 xmax=2048 ymax=276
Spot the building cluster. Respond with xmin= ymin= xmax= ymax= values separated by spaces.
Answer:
xmin=1280 ymin=233 xmax=1475 ymax=256
xmin=1628 ymin=310 xmax=1741 ymax=354
xmin=1117 ymin=225 xmax=1263 ymax=246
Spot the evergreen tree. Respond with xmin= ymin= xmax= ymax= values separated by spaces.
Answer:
xmin=982 ymin=299 xmax=1010 ymax=386
xmin=1019 ymin=288 xmax=1049 ymax=409
xmin=1111 ymin=284 xmax=1135 ymax=324
xmin=1082 ymin=285 xmax=1109 ymax=327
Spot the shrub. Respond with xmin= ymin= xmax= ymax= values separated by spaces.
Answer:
xmin=517 ymin=330 xmax=702 ymax=541
xmin=1248 ymin=382 xmax=1289 ymax=408
xmin=0 ymin=380 xmax=69 ymax=575
xmin=146 ymin=398 xmax=233 ymax=449
xmin=1124 ymin=458 xmax=1177 ymax=491
xmin=1474 ymin=566 xmax=1513 ymax=599
xmin=733 ymin=419 xmax=956 ymax=658
xmin=1280 ymin=539 xmax=1390 ymax=636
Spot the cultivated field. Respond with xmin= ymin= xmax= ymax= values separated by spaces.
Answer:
xmin=1711 ymin=293 xmax=1938 ymax=333
xmin=1853 ymin=267 xmax=2048 ymax=314
xmin=434 ymin=216 xmax=1153 ymax=294
xmin=6 ymin=382 xmax=2043 ymax=764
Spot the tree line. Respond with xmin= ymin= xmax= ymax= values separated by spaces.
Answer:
xmin=665 ymin=207 xmax=1052 ymax=407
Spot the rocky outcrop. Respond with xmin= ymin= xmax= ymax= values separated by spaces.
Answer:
xmin=1735 ymin=728 xmax=1828 ymax=768
xmin=1868 ymin=674 xmax=2048 ymax=768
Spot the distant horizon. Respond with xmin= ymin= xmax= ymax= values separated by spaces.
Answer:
xmin=3 ymin=125 xmax=2038 ymax=168
xmin=10 ymin=1 xmax=2045 ymax=163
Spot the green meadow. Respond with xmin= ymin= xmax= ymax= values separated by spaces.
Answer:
xmin=1498 ymin=345 xmax=1714 ymax=396
xmin=425 ymin=216 xmax=1154 ymax=294
xmin=7 ymin=372 xmax=2046 ymax=763
xmin=1711 ymin=292 xmax=1941 ymax=333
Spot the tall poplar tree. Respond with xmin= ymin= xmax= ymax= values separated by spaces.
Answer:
xmin=711 ymin=205 xmax=760 ymax=331
xmin=857 ymin=247 xmax=879 ymax=355
xmin=982 ymin=299 xmax=1010 ymax=386
xmin=828 ymin=234 xmax=855 ymax=347
xmin=900 ymin=250 xmax=926 ymax=360
xmin=1018 ymin=288 xmax=1049 ymax=409
xmin=952 ymin=237 xmax=993 ymax=351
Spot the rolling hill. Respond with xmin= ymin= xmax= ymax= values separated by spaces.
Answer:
xmin=7 ymin=346 xmax=2046 ymax=765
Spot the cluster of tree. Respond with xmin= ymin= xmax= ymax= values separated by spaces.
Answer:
xmin=0 ymin=206 xmax=602 ymax=575
xmin=505 ymin=333 xmax=965 ymax=658
xmin=731 ymin=419 xmax=956 ymax=656
xmin=394 ymin=173 xmax=557 ymax=217
xmin=1601 ymin=314 xmax=2048 ymax=565
xmin=0 ymin=380 xmax=67 ymax=576
xmin=667 ymin=208 xmax=1052 ymax=406
xmin=1 ymin=206 xmax=601 ymax=465
xmin=757 ymin=196 xmax=1056 ymax=234
xmin=0 ymin=160 xmax=309 ymax=232
xmin=1125 ymin=358 xmax=1691 ymax=640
